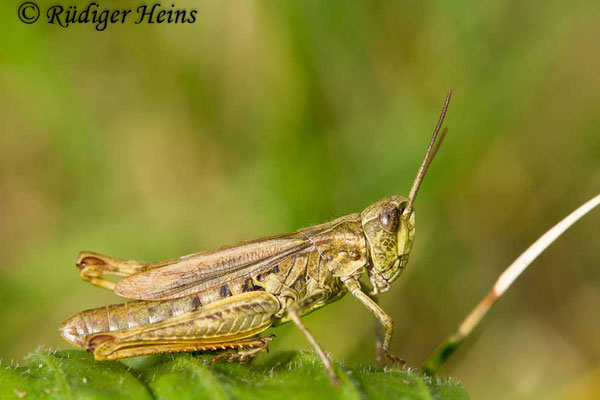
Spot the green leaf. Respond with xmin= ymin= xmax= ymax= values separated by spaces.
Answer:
xmin=0 ymin=350 xmax=468 ymax=400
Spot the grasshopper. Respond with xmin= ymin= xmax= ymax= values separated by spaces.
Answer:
xmin=59 ymin=92 xmax=452 ymax=384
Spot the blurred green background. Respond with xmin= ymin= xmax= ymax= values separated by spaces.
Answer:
xmin=2 ymin=1 xmax=600 ymax=399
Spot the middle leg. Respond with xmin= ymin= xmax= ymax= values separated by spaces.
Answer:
xmin=284 ymin=290 xmax=339 ymax=385
xmin=287 ymin=307 xmax=339 ymax=385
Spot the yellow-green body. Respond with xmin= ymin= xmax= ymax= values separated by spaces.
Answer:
xmin=60 ymin=196 xmax=414 ymax=362
xmin=60 ymin=91 xmax=450 ymax=383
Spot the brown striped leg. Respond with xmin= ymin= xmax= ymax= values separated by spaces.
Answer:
xmin=87 ymin=335 xmax=275 ymax=361
xmin=79 ymin=292 xmax=280 ymax=361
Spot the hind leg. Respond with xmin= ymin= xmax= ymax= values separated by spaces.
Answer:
xmin=78 ymin=292 xmax=280 ymax=361
xmin=76 ymin=251 xmax=150 ymax=291
xmin=212 ymin=335 xmax=274 ymax=363
xmin=88 ymin=335 xmax=275 ymax=360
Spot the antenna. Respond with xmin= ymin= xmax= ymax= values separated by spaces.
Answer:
xmin=405 ymin=90 xmax=452 ymax=213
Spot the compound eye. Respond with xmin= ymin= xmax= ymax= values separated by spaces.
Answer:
xmin=379 ymin=205 xmax=400 ymax=233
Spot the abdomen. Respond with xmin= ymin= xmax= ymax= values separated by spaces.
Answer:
xmin=59 ymin=294 xmax=206 ymax=348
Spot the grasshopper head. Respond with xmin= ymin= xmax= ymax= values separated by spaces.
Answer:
xmin=362 ymin=91 xmax=451 ymax=294
xmin=361 ymin=196 xmax=415 ymax=293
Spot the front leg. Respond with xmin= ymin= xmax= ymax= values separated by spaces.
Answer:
xmin=367 ymin=292 xmax=385 ymax=365
xmin=344 ymin=279 xmax=405 ymax=367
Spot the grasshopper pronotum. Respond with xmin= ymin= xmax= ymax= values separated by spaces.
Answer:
xmin=59 ymin=92 xmax=452 ymax=384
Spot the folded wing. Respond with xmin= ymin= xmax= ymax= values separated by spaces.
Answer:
xmin=114 ymin=233 xmax=313 ymax=300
